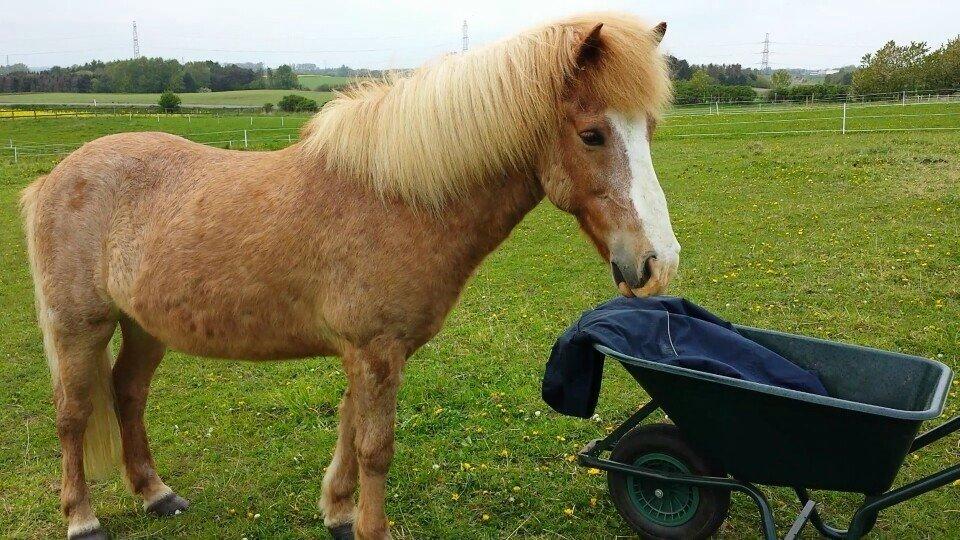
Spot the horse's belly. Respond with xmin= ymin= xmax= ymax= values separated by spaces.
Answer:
xmin=140 ymin=310 xmax=340 ymax=360
xmin=123 ymin=274 xmax=341 ymax=360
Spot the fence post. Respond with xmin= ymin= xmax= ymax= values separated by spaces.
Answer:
xmin=243 ymin=130 xmax=248 ymax=148
xmin=842 ymin=102 xmax=847 ymax=134
xmin=715 ymin=101 xmax=719 ymax=115
xmin=902 ymin=91 xmax=906 ymax=106
xmin=281 ymin=115 xmax=284 ymax=127
xmin=13 ymin=146 xmax=18 ymax=164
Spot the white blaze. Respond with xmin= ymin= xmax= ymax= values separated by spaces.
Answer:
xmin=607 ymin=111 xmax=681 ymax=267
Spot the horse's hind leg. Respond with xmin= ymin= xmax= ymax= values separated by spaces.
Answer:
xmin=112 ymin=316 xmax=189 ymax=516
xmin=49 ymin=320 xmax=118 ymax=540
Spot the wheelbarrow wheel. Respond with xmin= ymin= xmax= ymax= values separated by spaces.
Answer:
xmin=607 ymin=423 xmax=730 ymax=540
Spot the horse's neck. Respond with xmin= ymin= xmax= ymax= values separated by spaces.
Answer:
xmin=429 ymin=172 xmax=545 ymax=280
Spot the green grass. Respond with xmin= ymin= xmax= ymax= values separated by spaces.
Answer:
xmin=296 ymin=74 xmax=355 ymax=90
xmin=1 ymin=115 xmax=312 ymax=158
xmin=661 ymin=101 xmax=960 ymax=137
xmin=1 ymin=117 xmax=958 ymax=538
xmin=0 ymin=89 xmax=334 ymax=107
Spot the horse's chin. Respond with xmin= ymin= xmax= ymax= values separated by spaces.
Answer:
xmin=617 ymin=281 xmax=667 ymax=298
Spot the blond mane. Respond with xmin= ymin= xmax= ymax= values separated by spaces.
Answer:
xmin=300 ymin=12 xmax=672 ymax=209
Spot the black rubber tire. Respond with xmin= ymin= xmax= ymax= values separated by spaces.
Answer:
xmin=607 ymin=423 xmax=730 ymax=540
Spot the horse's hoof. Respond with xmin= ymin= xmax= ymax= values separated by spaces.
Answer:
xmin=145 ymin=492 xmax=190 ymax=517
xmin=68 ymin=527 xmax=109 ymax=540
xmin=327 ymin=522 xmax=355 ymax=540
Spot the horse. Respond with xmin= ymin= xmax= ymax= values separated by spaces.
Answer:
xmin=21 ymin=12 xmax=678 ymax=539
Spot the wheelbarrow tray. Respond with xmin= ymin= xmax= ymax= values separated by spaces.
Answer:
xmin=596 ymin=325 xmax=953 ymax=494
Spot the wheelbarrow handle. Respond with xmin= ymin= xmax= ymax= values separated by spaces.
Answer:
xmin=910 ymin=414 xmax=960 ymax=453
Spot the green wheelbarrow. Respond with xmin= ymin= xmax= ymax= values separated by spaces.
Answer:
xmin=578 ymin=325 xmax=959 ymax=539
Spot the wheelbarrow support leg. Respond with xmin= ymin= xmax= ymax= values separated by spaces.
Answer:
xmin=784 ymin=500 xmax=816 ymax=540
xmin=738 ymin=482 xmax=778 ymax=540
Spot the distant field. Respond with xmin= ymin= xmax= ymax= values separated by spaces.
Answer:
xmin=660 ymin=100 xmax=960 ymax=138
xmin=0 ymin=89 xmax=334 ymax=107
xmin=296 ymin=74 xmax=354 ymax=89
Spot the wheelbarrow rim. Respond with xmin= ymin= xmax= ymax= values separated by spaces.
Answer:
xmin=594 ymin=325 xmax=953 ymax=422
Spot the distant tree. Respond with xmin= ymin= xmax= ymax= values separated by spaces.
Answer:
xmin=770 ymin=70 xmax=792 ymax=92
xmin=272 ymin=65 xmax=299 ymax=90
xmin=263 ymin=102 xmax=274 ymax=113
xmin=158 ymin=91 xmax=181 ymax=113
xmin=852 ymin=40 xmax=929 ymax=95
xmin=920 ymin=36 xmax=960 ymax=90
xmin=182 ymin=71 xmax=198 ymax=93
xmin=0 ymin=57 xmax=263 ymax=94
xmin=278 ymin=94 xmax=318 ymax=112
xmin=667 ymin=55 xmax=693 ymax=80
xmin=0 ymin=62 xmax=30 ymax=75
xmin=689 ymin=69 xmax=714 ymax=96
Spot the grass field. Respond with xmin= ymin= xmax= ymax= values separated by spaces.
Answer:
xmin=0 ymin=89 xmax=334 ymax=107
xmin=659 ymin=100 xmax=960 ymax=138
xmin=1 ymin=115 xmax=313 ymax=157
xmin=296 ymin=74 xmax=355 ymax=90
xmin=0 ymin=116 xmax=958 ymax=538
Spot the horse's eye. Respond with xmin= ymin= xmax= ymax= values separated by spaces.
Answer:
xmin=579 ymin=130 xmax=605 ymax=146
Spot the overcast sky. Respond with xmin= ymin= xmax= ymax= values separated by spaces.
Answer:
xmin=4 ymin=0 xmax=960 ymax=71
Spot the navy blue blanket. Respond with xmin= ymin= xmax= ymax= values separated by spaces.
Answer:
xmin=543 ymin=297 xmax=828 ymax=418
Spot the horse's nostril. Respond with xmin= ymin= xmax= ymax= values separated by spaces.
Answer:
xmin=638 ymin=253 xmax=657 ymax=287
xmin=611 ymin=261 xmax=626 ymax=285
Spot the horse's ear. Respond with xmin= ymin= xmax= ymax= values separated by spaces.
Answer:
xmin=575 ymin=23 xmax=604 ymax=70
xmin=653 ymin=22 xmax=667 ymax=45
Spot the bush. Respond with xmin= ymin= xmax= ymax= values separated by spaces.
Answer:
xmin=278 ymin=94 xmax=318 ymax=112
xmin=198 ymin=86 xmax=212 ymax=93
xmin=673 ymin=81 xmax=758 ymax=104
xmin=263 ymin=102 xmax=274 ymax=114
xmin=158 ymin=91 xmax=181 ymax=113
xmin=315 ymin=83 xmax=348 ymax=92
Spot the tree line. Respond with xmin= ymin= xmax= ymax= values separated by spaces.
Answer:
xmin=852 ymin=36 xmax=960 ymax=95
xmin=0 ymin=58 xmax=303 ymax=94
xmin=4 ymin=34 xmax=957 ymax=102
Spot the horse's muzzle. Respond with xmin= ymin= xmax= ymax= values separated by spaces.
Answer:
xmin=612 ymin=251 xmax=675 ymax=297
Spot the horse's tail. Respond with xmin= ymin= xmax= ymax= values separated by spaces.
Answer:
xmin=21 ymin=176 xmax=122 ymax=480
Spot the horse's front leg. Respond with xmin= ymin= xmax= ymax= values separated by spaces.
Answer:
xmin=342 ymin=340 xmax=406 ymax=540
xmin=320 ymin=380 xmax=359 ymax=537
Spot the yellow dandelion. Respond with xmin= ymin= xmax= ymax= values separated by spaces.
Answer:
xmin=587 ymin=468 xmax=601 ymax=475
xmin=590 ymin=497 xmax=598 ymax=507
xmin=452 ymin=493 xmax=460 ymax=501
xmin=564 ymin=507 xmax=575 ymax=517
xmin=482 ymin=514 xmax=490 ymax=521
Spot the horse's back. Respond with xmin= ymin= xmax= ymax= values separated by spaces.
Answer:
xmin=23 ymin=132 xmax=264 ymax=325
